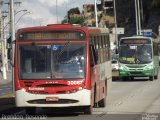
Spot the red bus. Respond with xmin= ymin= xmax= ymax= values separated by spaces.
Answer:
xmin=14 ymin=24 xmax=112 ymax=114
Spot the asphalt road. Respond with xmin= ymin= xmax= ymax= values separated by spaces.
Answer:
xmin=0 ymin=71 xmax=160 ymax=120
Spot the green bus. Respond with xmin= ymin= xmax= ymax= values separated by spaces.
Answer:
xmin=119 ymin=35 xmax=159 ymax=80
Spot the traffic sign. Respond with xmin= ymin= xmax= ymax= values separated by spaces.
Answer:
xmin=141 ymin=29 xmax=153 ymax=37
xmin=142 ymin=31 xmax=153 ymax=37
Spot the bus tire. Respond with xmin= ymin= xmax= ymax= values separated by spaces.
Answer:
xmin=25 ymin=107 xmax=36 ymax=115
xmin=130 ymin=77 xmax=134 ymax=80
xmin=98 ymin=86 xmax=106 ymax=107
xmin=121 ymin=77 xmax=127 ymax=81
xmin=149 ymin=76 xmax=154 ymax=81
xmin=84 ymin=106 xmax=92 ymax=114
xmin=98 ymin=97 xmax=106 ymax=107
xmin=154 ymin=75 xmax=158 ymax=79
xmin=93 ymin=85 xmax=98 ymax=107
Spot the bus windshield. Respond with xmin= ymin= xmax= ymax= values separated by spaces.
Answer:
xmin=119 ymin=44 xmax=152 ymax=64
xmin=19 ymin=43 xmax=86 ymax=79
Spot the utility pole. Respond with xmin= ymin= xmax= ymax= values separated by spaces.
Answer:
xmin=1 ymin=16 xmax=7 ymax=80
xmin=140 ymin=0 xmax=144 ymax=29
xmin=135 ymin=0 xmax=142 ymax=35
xmin=56 ymin=0 xmax=58 ymax=23
xmin=135 ymin=0 xmax=139 ymax=35
xmin=10 ymin=0 xmax=15 ymax=93
xmin=137 ymin=0 xmax=141 ymax=35
xmin=113 ymin=0 xmax=118 ymax=50
xmin=2 ymin=11 xmax=9 ymax=72
xmin=0 ymin=2 xmax=7 ymax=80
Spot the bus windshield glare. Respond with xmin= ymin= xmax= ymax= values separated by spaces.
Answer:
xmin=119 ymin=44 xmax=152 ymax=64
xmin=19 ymin=43 xmax=86 ymax=79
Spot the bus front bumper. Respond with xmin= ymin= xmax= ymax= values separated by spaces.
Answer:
xmin=15 ymin=89 xmax=91 ymax=107
xmin=119 ymin=69 xmax=154 ymax=77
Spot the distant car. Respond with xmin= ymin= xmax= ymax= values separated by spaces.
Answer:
xmin=112 ymin=60 xmax=119 ymax=70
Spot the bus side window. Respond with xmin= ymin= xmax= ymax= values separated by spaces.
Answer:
xmin=153 ymin=43 xmax=158 ymax=55
xmin=90 ymin=45 xmax=98 ymax=67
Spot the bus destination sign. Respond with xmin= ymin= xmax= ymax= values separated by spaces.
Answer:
xmin=19 ymin=31 xmax=85 ymax=41
xmin=120 ymin=39 xmax=151 ymax=45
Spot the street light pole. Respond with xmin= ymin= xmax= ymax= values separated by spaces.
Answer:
xmin=113 ymin=0 xmax=118 ymax=49
xmin=3 ymin=10 xmax=28 ymax=30
xmin=137 ymin=0 xmax=141 ymax=35
xmin=94 ymin=0 xmax=98 ymax=27
xmin=10 ymin=0 xmax=15 ymax=45
xmin=15 ymin=9 xmax=27 ymax=15
xmin=56 ymin=0 xmax=58 ymax=23
xmin=10 ymin=0 xmax=15 ymax=93
xmin=135 ymin=0 xmax=139 ymax=35
xmin=66 ymin=0 xmax=68 ymax=23
xmin=15 ymin=11 xmax=32 ymax=25
xmin=135 ymin=0 xmax=142 ymax=35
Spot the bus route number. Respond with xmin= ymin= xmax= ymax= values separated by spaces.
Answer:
xmin=68 ymin=81 xmax=83 ymax=85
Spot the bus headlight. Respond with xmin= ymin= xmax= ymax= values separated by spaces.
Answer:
xmin=78 ymin=87 xmax=83 ymax=90
xmin=145 ymin=66 xmax=153 ymax=70
xmin=21 ymin=88 xmax=26 ymax=92
xmin=144 ymin=64 xmax=154 ymax=70
xmin=119 ymin=65 xmax=127 ymax=71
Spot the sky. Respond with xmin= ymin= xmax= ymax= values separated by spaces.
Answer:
xmin=2 ymin=0 xmax=94 ymax=29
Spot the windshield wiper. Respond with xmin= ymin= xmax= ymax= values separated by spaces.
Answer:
xmin=56 ymin=41 xmax=71 ymax=59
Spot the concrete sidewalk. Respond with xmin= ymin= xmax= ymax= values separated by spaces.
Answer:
xmin=0 ymin=70 xmax=15 ymax=114
xmin=0 ymin=70 xmax=12 ymax=86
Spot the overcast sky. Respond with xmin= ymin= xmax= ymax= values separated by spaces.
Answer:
xmin=2 ymin=0 xmax=95 ymax=29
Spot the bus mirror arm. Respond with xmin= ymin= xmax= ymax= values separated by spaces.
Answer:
xmin=90 ymin=62 xmax=94 ymax=67
xmin=7 ymin=40 xmax=16 ymax=49
xmin=9 ymin=40 xmax=16 ymax=67
xmin=115 ymin=48 xmax=119 ymax=54
xmin=9 ymin=60 xmax=15 ymax=67
xmin=11 ymin=40 xmax=16 ymax=45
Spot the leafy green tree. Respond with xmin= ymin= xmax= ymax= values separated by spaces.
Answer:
xmin=61 ymin=7 xmax=86 ymax=25
xmin=68 ymin=7 xmax=80 ymax=17
xmin=69 ymin=17 xmax=86 ymax=25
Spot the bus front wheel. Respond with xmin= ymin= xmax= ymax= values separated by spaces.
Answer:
xmin=154 ymin=75 xmax=158 ymax=79
xmin=98 ymin=97 xmax=106 ymax=107
xmin=98 ymin=86 xmax=106 ymax=107
xmin=83 ymin=106 xmax=92 ymax=114
xmin=149 ymin=76 xmax=154 ymax=81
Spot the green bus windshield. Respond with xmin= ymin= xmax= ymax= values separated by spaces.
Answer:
xmin=119 ymin=44 xmax=152 ymax=64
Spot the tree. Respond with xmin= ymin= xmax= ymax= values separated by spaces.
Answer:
xmin=69 ymin=17 xmax=86 ymax=25
xmin=150 ymin=0 xmax=160 ymax=7
xmin=61 ymin=7 xmax=86 ymax=25
xmin=68 ymin=7 xmax=80 ymax=18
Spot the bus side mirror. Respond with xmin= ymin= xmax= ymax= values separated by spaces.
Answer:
xmin=90 ymin=60 xmax=94 ymax=67
xmin=7 ymin=43 xmax=11 ymax=49
xmin=115 ymin=48 xmax=119 ymax=54
xmin=7 ymin=40 xmax=16 ymax=49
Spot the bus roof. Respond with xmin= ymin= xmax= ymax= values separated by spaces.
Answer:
xmin=120 ymin=35 xmax=152 ymax=40
xmin=17 ymin=24 xmax=109 ymax=35
xmin=120 ymin=35 xmax=159 ymax=44
xmin=88 ymin=27 xmax=109 ymax=34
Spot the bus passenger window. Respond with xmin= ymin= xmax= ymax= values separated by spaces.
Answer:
xmin=90 ymin=45 xmax=97 ymax=66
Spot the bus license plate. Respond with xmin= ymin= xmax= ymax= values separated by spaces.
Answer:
xmin=46 ymin=97 xmax=59 ymax=101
